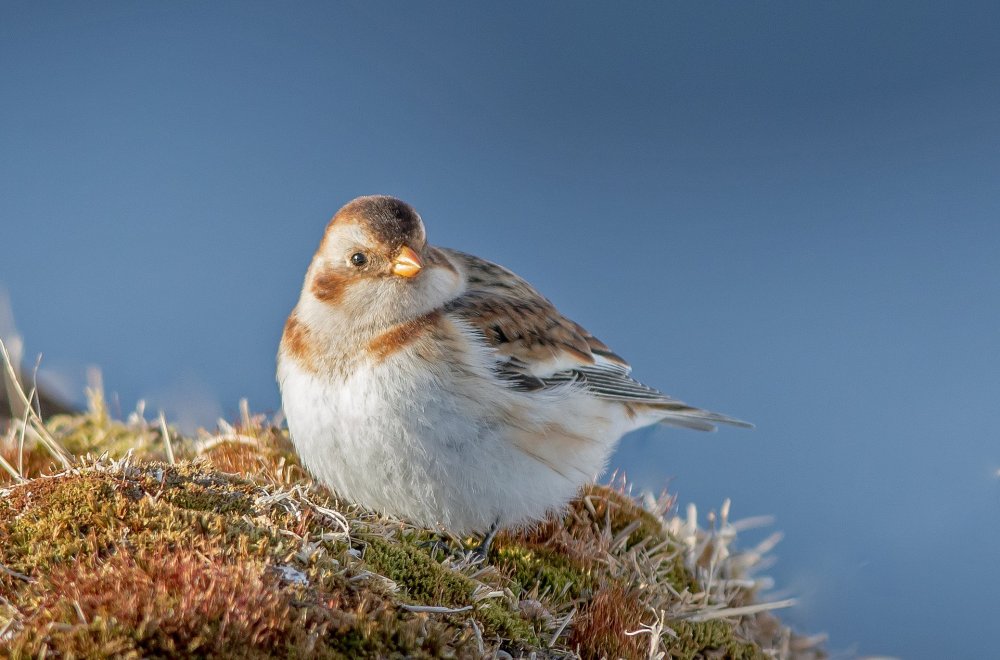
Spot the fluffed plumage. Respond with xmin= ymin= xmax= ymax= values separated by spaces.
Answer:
xmin=277 ymin=195 xmax=749 ymax=535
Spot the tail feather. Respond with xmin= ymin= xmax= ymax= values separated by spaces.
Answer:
xmin=647 ymin=403 xmax=754 ymax=433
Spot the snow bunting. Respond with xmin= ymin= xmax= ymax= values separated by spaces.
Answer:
xmin=278 ymin=195 xmax=749 ymax=544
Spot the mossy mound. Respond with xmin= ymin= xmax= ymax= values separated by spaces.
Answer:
xmin=0 ymin=394 xmax=826 ymax=659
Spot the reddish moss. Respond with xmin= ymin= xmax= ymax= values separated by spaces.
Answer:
xmin=11 ymin=549 xmax=296 ymax=657
xmin=568 ymin=584 xmax=648 ymax=660
xmin=201 ymin=427 xmax=308 ymax=487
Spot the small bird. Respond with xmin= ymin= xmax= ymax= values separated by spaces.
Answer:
xmin=277 ymin=195 xmax=749 ymax=549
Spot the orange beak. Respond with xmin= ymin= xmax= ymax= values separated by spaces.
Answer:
xmin=391 ymin=245 xmax=423 ymax=278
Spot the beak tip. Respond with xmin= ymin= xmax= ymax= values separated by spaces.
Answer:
xmin=392 ymin=245 xmax=423 ymax=278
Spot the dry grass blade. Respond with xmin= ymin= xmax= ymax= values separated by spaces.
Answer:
xmin=158 ymin=412 xmax=175 ymax=465
xmin=0 ymin=453 xmax=24 ymax=483
xmin=398 ymin=604 xmax=473 ymax=614
xmin=547 ymin=606 xmax=575 ymax=647
xmin=0 ymin=562 xmax=32 ymax=582
xmin=0 ymin=340 xmax=71 ymax=470
xmin=683 ymin=598 xmax=798 ymax=622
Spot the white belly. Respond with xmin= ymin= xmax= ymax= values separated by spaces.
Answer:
xmin=278 ymin=352 xmax=629 ymax=534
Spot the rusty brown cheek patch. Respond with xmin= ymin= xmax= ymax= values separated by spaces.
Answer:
xmin=282 ymin=313 xmax=315 ymax=369
xmin=310 ymin=268 xmax=350 ymax=305
xmin=367 ymin=310 xmax=443 ymax=362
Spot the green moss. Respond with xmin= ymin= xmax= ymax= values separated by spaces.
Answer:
xmin=661 ymin=548 xmax=701 ymax=594
xmin=361 ymin=534 xmax=473 ymax=607
xmin=321 ymin=601 xmax=483 ymax=659
xmin=492 ymin=542 xmax=593 ymax=603
xmin=157 ymin=482 xmax=256 ymax=515
xmin=473 ymin=601 xmax=538 ymax=648
xmin=666 ymin=619 xmax=768 ymax=660
xmin=2 ymin=474 xmax=128 ymax=571
xmin=0 ymin=465 xmax=310 ymax=577
xmin=361 ymin=534 xmax=538 ymax=646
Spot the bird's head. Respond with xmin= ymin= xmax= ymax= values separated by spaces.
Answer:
xmin=301 ymin=196 xmax=462 ymax=329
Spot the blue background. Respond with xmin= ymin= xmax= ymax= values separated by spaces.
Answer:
xmin=3 ymin=3 xmax=999 ymax=656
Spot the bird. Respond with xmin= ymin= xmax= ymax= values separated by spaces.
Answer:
xmin=277 ymin=195 xmax=749 ymax=552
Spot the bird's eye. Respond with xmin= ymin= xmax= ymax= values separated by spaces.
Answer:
xmin=350 ymin=252 xmax=368 ymax=267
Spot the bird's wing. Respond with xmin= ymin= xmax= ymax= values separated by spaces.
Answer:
xmin=440 ymin=249 xmax=750 ymax=430
xmin=441 ymin=249 xmax=625 ymax=368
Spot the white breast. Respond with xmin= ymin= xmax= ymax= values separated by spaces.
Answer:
xmin=277 ymin=329 xmax=633 ymax=534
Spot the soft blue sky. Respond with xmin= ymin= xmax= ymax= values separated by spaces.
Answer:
xmin=3 ymin=3 xmax=999 ymax=656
